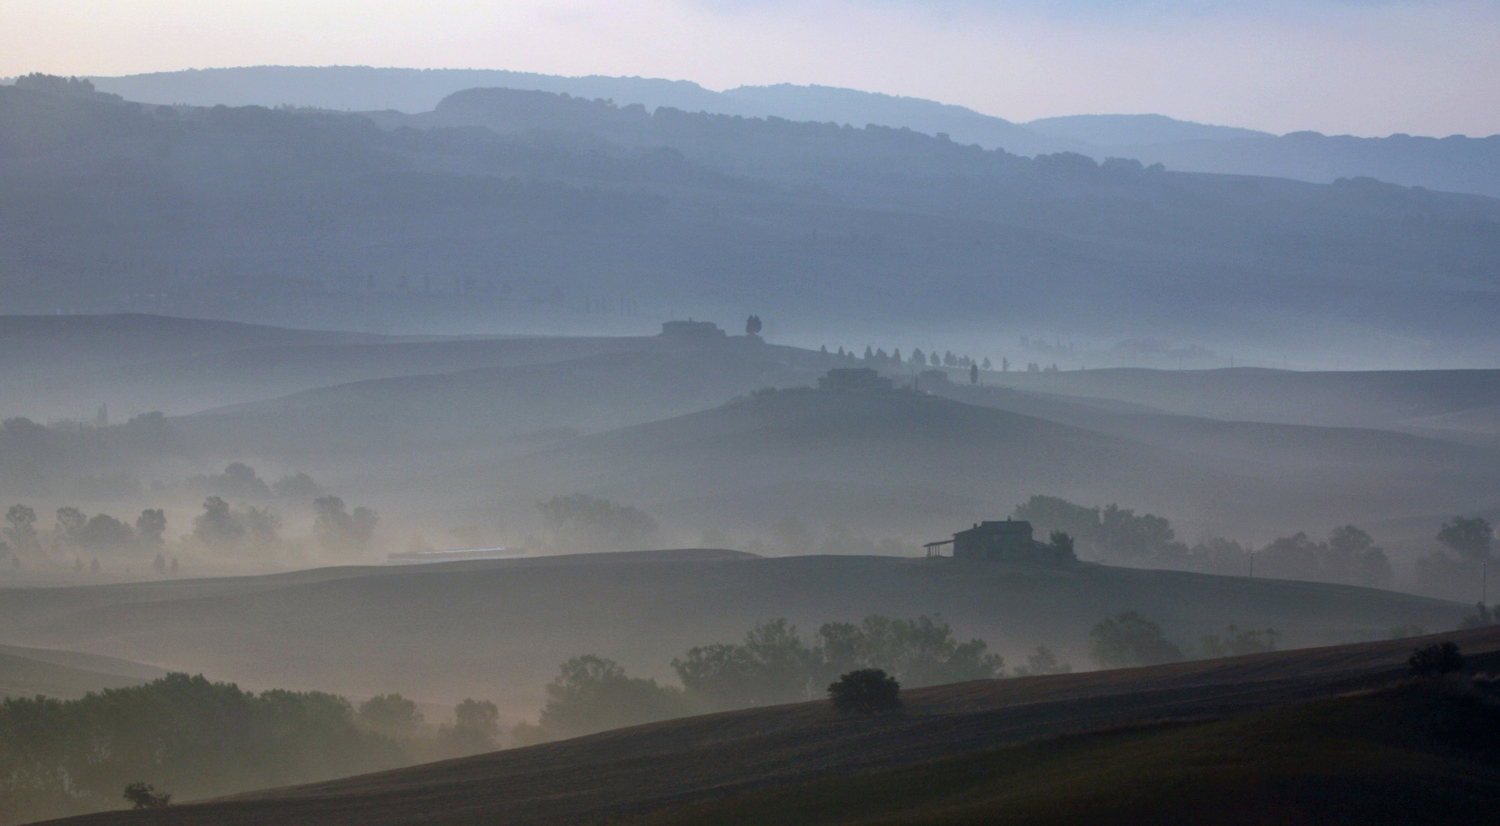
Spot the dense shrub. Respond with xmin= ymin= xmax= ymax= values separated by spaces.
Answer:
xmin=828 ymin=669 xmax=902 ymax=715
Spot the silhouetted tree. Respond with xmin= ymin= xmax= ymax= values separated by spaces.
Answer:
xmin=673 ymin=619 xmax=822 ymax=709
xmin=969 ymin=363 xmax=979 ymax=385
xmin=4 ymin=504 xmax=38 ymax=552
xmin=53 ymin=507 xmax=87 ymax=549
xmin=453 ymin=699 xmax=500 ymax=739
xmin=532 ymin=655 xmax=688 ymax=740
xmin=122 ymin=781 xmax=171 ymax=809
xmin=1437 ymin=517 xmax=1493 ymax=562
xmin=1012 ymin=646 xmax=1072 ymax=677
xmin=538 ymin=494 xmax=656 ymax=550
xmin=313 ymin=496 xmax=378 ymax=552
xmin=194 ymin=497 xmax=244 ymax=546
xmin=136 ymin=509 xmax=167 ymax=545
xmin=1089 ymin=611 xmax=1183 ymax=667
xmin=1408 ymin=641 xmax=1465 ymax=677
xmin=80 ymin=514 xmax=133 ymax=551
xmin=357 ymin=694 xmax=423 ymax=739
xmin=828 ymin=669 xmax=901 ymax=715
xmin=745 ymin=314 xmax=762 ymax=336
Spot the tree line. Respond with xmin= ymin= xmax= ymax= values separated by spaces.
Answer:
xmin=513 ymin=615 xmax=1046 ymax=744
xmin=1 ymin=463 xmax=380 ymax=572
xmin=1013 ymin=494 xmax=1395 ymax=588
xmin=0 ymin=674 xmax=500 ymax=825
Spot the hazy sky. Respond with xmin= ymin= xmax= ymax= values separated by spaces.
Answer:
xmin=5 ymin=0 xmax=1498 ymax=136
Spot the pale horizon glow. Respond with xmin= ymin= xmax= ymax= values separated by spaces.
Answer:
xmin=4 ymin=0 xmax=1499 ymax=137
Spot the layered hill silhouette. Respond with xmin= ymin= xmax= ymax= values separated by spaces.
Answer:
xmin=489 ymin=387 xmax=1500 ymax=538
xmin=84 ymin=67 xmax=1500 ymax=196
xmin=0 ymin=549 xmax=1462 ymax=717
xmin=982 ymin=367 xmax=1500 ymax=434
xmin=4 ymin=82 xmax=1499 ymax=366
xmin=36 ymin=626 xmax=1500 ymax=826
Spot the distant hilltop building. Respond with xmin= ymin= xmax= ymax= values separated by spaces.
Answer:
xmin=659 ymin=320 xmax=726 ymax=339
xmin=818 ymin=367 xmax=893 ymax=392
xmin=924 ymin=519 xmax=1076 ymax=566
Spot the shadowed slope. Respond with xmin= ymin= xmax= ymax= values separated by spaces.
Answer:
xmin=37 ymin=627 xmax=1500 ymax=826
xmin=625 ymin=682 xmax=1500 ymax=826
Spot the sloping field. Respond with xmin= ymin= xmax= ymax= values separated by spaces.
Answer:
xmin=626 ymin=681 xmax=1500 ymax=826
xmin=987 ymin=367 xmax=1500 ymax=432
xmin=38 ymin=626 xmax=1500 ymax=826
xmin=0 ymin=644 xmax=165 ymax=699
xmin=0 ymin=550 xmax=1462 ymax=709
xmin=493 ymin=388 xmax=1500 ymax=536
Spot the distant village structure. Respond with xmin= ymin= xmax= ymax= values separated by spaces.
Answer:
xmin=924 ymin=519 xmax=1076 ymax=566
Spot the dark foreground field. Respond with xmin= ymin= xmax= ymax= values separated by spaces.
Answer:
xmin=38 ymin=626 xmax=1500 ymax=826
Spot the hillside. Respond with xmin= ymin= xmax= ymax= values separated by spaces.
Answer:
xmin=1025 ymin=113 xmax=1273 ymax=146
xmin=36 ymin=626 xmax=1500 ymax=826
xmin=85 ymin=68 xmax=1500 ymax=198
xmin=4 ymin=83 xmax=1500 ymax=366
xmin=626 ymin=681 xmax=1500 ymax=826
xmin=174 ymin=339 xmax=824 ymax=455
xmin=0 ymin=328 xmax=704 ymax=420
xmin=0 ymin=644 xmax=165 ymax=699
xmin=0 ymin=315 xmax=391 ymax=380
xmin=983 ymin=367 xmax=1500 ymax=433
xmin=88 ymin=67 xmax=1072 ymax=155
xmin=0 ymin=549 xmax=1462 ymax=716
xmin=491 ymin=388 xmax=1500 ymax=537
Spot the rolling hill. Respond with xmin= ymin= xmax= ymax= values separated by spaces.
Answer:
xmin=5 ymin=82 xmax=1500 ymax=367
xmin=84 ymin=68 xmax=1500 ymax=197
xmin=982 ymin=366 xmax=1500 ymax=433
xmin=34 ymin=625 xmax=1500 ymax=826
xmin=172 ymin=338 xmax=825 ymax=455
xmin=489 ymin=387 xmax=1500 ymax=539
xmin=0 ymin=549 xmax=1463 ymax=717
xmin=0 ymin=643 xmax=166 ymax=699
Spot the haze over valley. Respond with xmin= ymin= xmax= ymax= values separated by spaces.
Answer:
xmin=2 ymin=10 xmax=1500 ymax=823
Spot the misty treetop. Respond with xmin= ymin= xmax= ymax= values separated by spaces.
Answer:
xmin=0 ymin=674 xmax=402 ymax=824
xmin=538 ymin=493 xmax=658 ymax=551
xmin=1012 ymin=494 xmax=1393 ymax=588
xmin=0 ymin=675 xmax=506 ymax=825
xmin=1088 ymin=611 xmax=1280 ymax=668
xmin=1416 ymin=516 xmax=1493 ymax=601
xmin=520 ymin=615 xmax=1005 ymax=742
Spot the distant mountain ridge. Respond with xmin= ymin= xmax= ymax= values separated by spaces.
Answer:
xmin=1026 ymin=113 xmax=1274 ymax=146
xmin=79 ymin=66 xmax=1500 ymax=196
xmin=85 ymin=66 xmax=1069 ymax=156
xmin=3 ymin=80 xmax=1499 ymax=367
